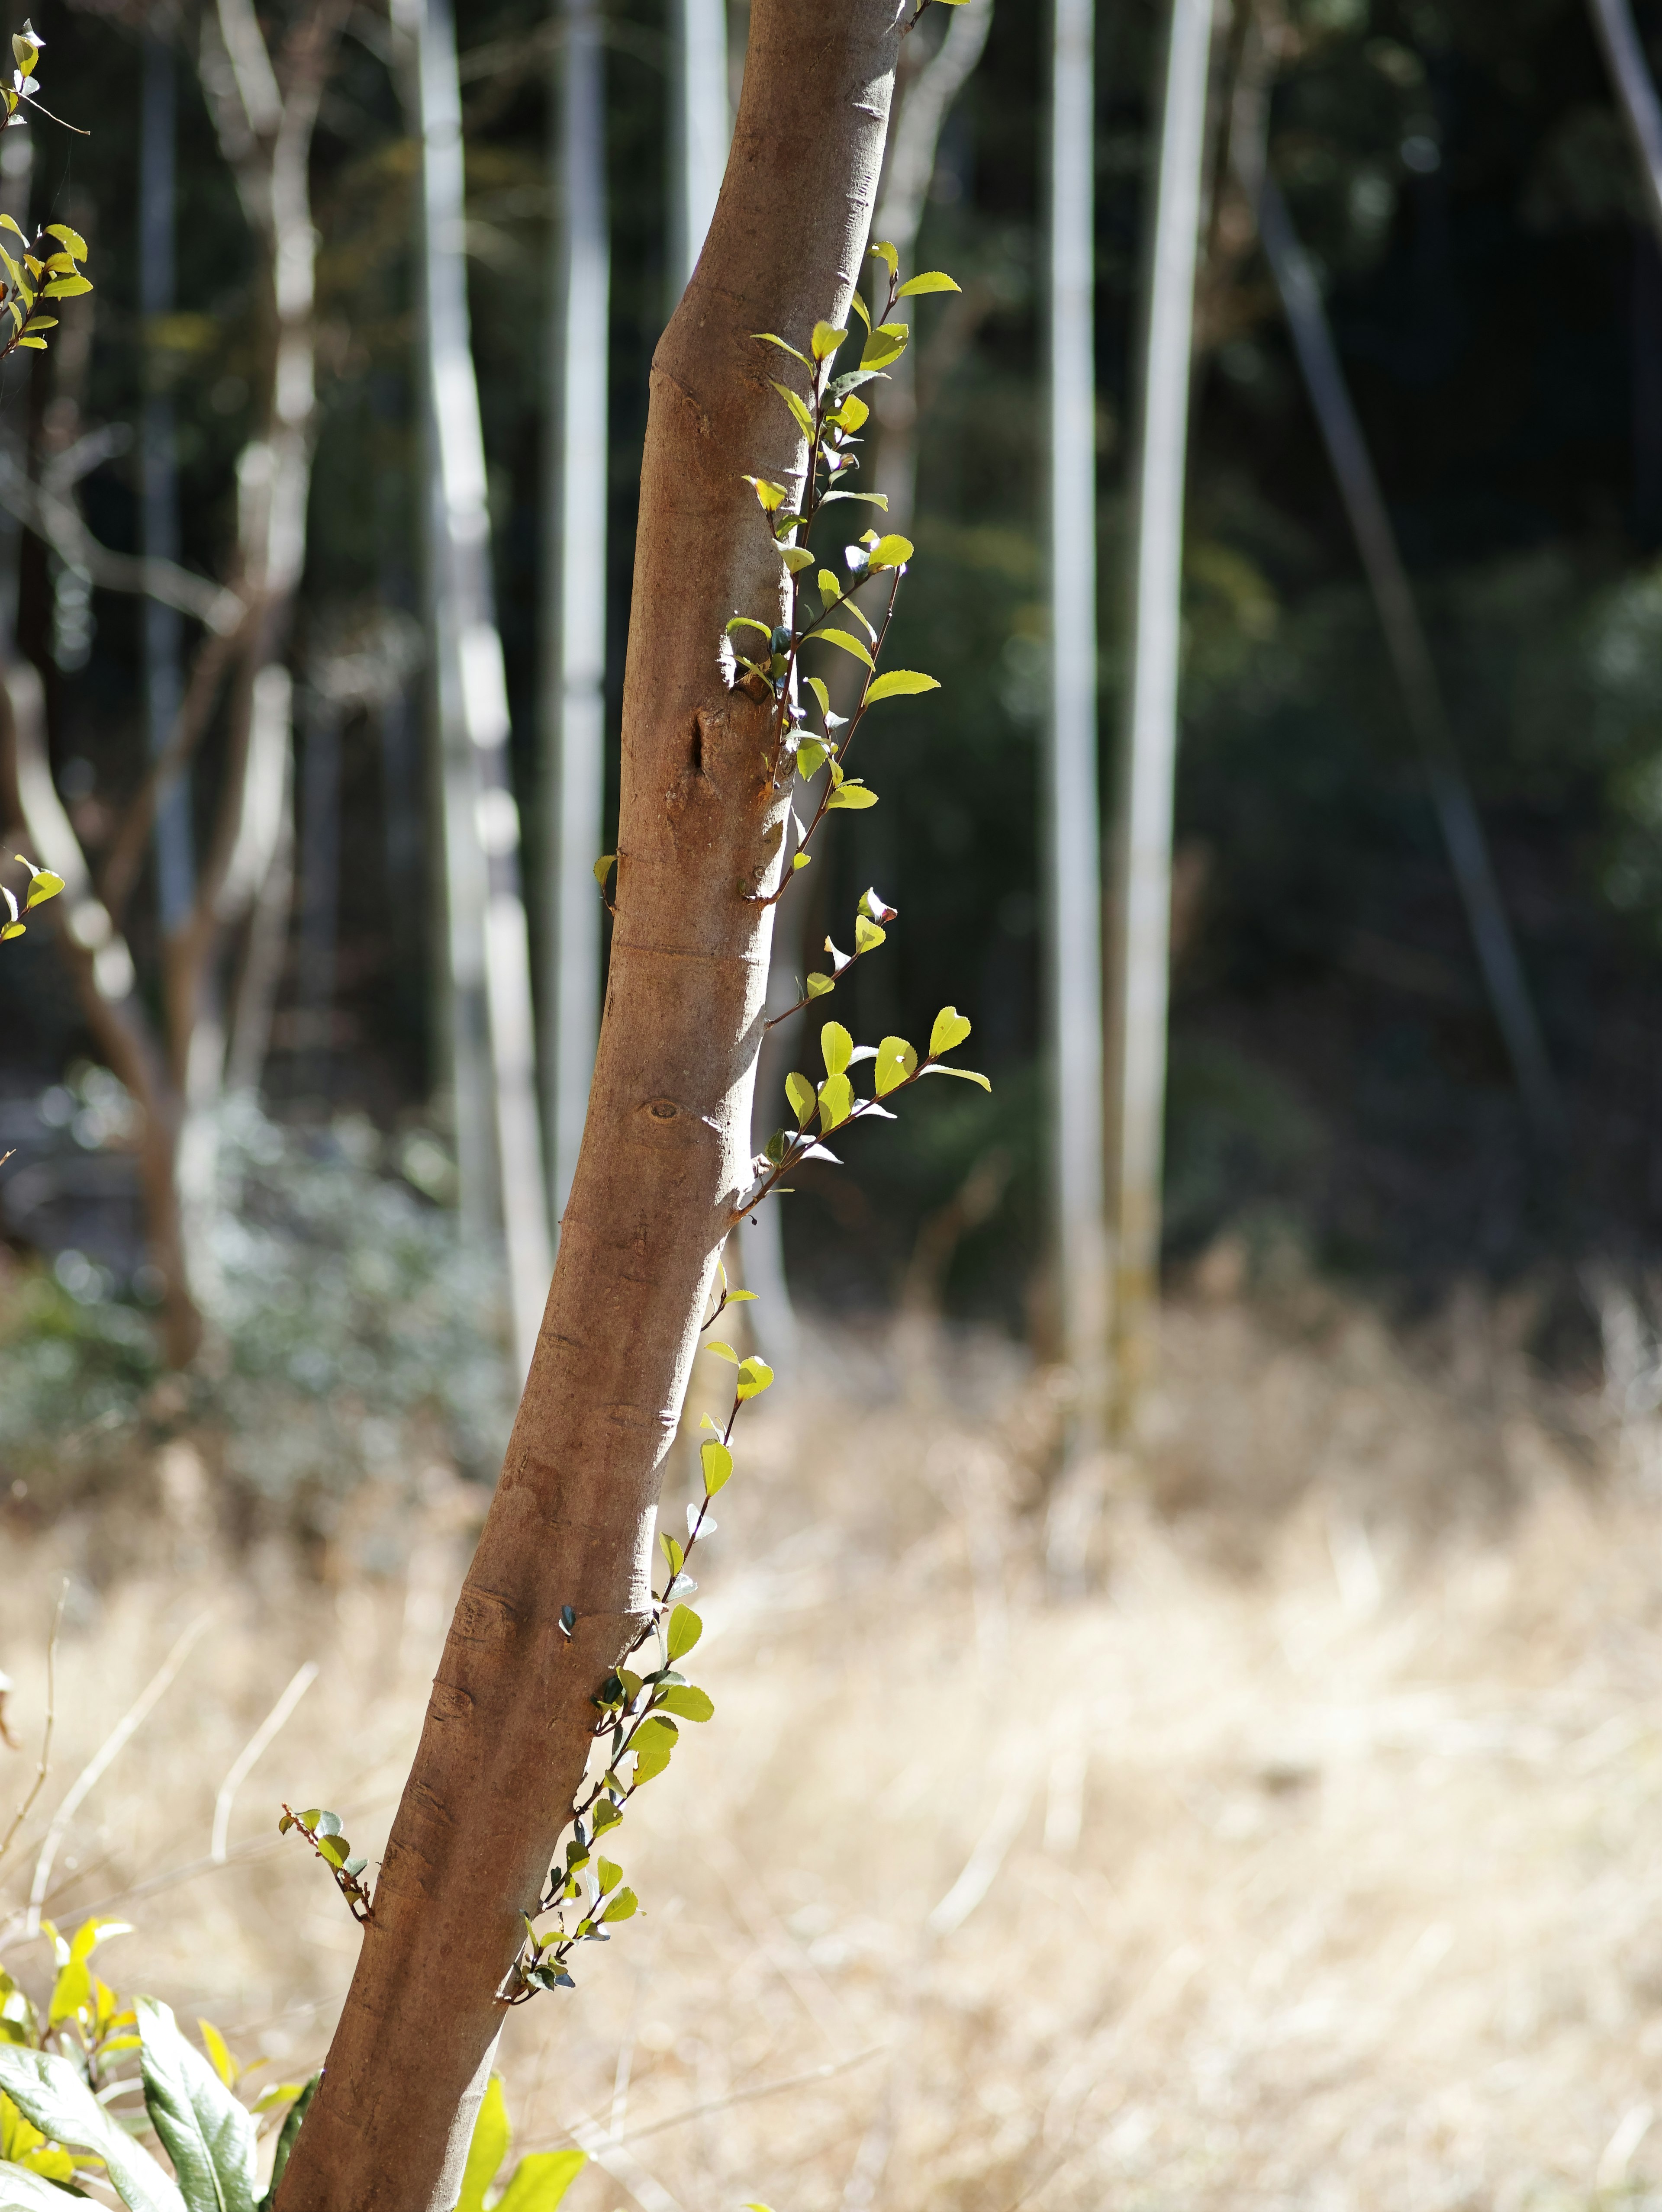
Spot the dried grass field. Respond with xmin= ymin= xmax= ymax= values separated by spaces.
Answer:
xmin=4 ymin=1277 xmax=1662 ymax=2212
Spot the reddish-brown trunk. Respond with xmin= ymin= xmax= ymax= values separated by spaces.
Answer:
xmin=274 ymin=7 xmax=901 ymax=2206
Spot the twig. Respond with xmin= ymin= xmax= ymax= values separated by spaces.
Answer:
xmin=566 ymin=2045 xmax=889 ymax=2151
xmin=212 ymin=1662 xmax=319 ymax=1863
xmin=0 ymin=1581 xmax=65 ymax=1879
xmin=26 ymin=1611 xmax=213 ymax=1935
xmin=0 ymin=452 xmax=244 ymax=633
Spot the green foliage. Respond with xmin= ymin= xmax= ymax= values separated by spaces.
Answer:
xmin=277 ymin=1808 xmax=372 ymax=1923
xmin=0 ymin=1927 xmax=313 ymax=2212
xmin=0 ymin=1098 xmax=515 ymax=1509
xmin=0 ymin=855 xmax=61 ymax=944
xmin=0 ymin=26 xmax=92 ymax=367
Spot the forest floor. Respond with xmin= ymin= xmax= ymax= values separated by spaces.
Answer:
xmin=3 ymin=1269 xmax=1662 ymax=2212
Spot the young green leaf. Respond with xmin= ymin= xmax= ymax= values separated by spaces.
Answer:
xmin=743 ymin=475 xmax=789 ymax=511
xmin=854 ymin=915 xmax=886 ymax=955
xmin=860 ymin=324 xmax=908 ymax=371
xmin=869 ymin=239 xmax=899 ymax=277
xmin=874 ymin=1036 xmax=918 ymax=1096
xmin=700 ymin=1441 xmax=733 ymax=1496
xmin=457 ymin=2075 xmax=511 ymax=2212
xmin=919 ymin=1065 xmax=992 ymax=1091
xmin=786 ymin=1071 xmax=816 ymax=1126
xmin=897 ymin=270 xmax=962 ymax=297
xmin=780 ymin=547 xmax=815 ymax=574
xmin=493 ymin=2151 xmax=589 ymax=2212
xmin=659 ymin=1532 xmax=684 ymax=1576
xmin=667 ymin=1604 xmax=703 ymax=1660
xmin=816 ymin=569 xmax=842 ymax=602
xmin=805 ymin=971 xmax=835 ymax=997
xmin=703 ymin=1340 xmax=741 ymax=1364
xmin=821 ymin=1021 xmax=854 ymax=1077
xmin=736 ymin=1357 xmax=774 ymax=1400
xmin=863 ymin=669 xmax=941 ymax=704
xmin=804 ymin=675 xmax=831 ymax=720
xmin=930 ymin=1006 xmax=973 ymax=1057
xmin=750 ymin=333 xmax=809 ymax=367
xmin=657 ymin=1685 xmax=716 ymax=1721
xmin=796 ymin=737 xmax=828 ymax=778
xmin=825 ymin=780 xmax=878 ymax=810
xmin=812 ymin=627 xmax=874 ymax=669
xmin=818 ymin=1073 xmax=854 ymax=1130
xmin=866 ymin=534 xmax=915 ymax=571
xmin=770 ymin=381 xmax=815 ymax=438
xmin=811 ymin=320 xmax=847 ymax=360
xmin=602 ymin=1888 xmax=639 ymax=1923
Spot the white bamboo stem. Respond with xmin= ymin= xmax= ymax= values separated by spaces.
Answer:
xmin=1105 ymin=0 xmax=1215 ymax=1422
xmin=1046 ymin=0 xmax=1109 ymax=1429
xmin=543 ymin=0 xmax=611 ymax=1227
xmin=410 ymin=0 xmax=552 ymax=1374
xmin=1589 ymin=0 xmax=1662 ymax=242
xmin=669 ymin=0 xmax=729 ymax=296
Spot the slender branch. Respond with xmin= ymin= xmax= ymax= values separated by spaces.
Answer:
xmin=212 ymin=1662 xmax=319 ymax=1863
xmin=0 ymin=452 xmax=244 ymax=632
xmin=0 ymin=1582 xmax=65 ymax=1880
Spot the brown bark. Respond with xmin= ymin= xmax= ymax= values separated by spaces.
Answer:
xmin=273 ymin=8 xmax=902 ymax=2207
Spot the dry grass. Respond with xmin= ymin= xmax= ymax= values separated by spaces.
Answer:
xmin=3 ymin=1277 xmax=1661 ymax=2212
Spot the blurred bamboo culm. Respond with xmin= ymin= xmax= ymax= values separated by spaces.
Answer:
xmin=1104 ymin=0 xmax=1215 ymax=1434
xmin=669 ymin=0 xmax=728 ymax=297
xmin=140 ymin=35 xmax=194 ymax=933
xmin=403 ymin=0 xmax=551 ymax=1375
xmin=542 ymin=0 xmax=609 ymax=1231
xmin=1045 ymin=0 xmax=1108 ymax=1444
xmin=1588 ymin=0 xmax=1662 ymax=243
xmin=1231 ymin=13 xmax=1561 ymax=1148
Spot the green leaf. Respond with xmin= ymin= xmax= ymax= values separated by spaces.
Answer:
xmin=780 ymin=547 xmax=814 ymax=574
xmin=726 ymin=615 xmax=773 ymax=641
xmin=816 ymin=569 xmax=842 ymax=603
xmin=493 ymin=2151 xmax=589 ymax=2212
xmin=750 ymin=333 xmax=809 ymax=366
xmin=593 ymin=854 xmax=615 ymax=890
xmin=811 ymin=627 xmax=873 ymax=669
xmin=602 ymin=1888 xmax=639 ymax=1923
xmin=831 ymin=392 xmax=870 ymax=432
xmin=897 ymin=271 xmax=961 ymax=297
xmin=596 ymin=1858 xmax=624 ymax=1897
xmin=805 ymin=971 xmax=835 ymax=997
xmin=0 ymin=2046 xmax=184 ymax=2212
xmin=785 ymin=1070 xmax=816 ymax=1125
xmin=863 ymin=669 xmax=940 ymax=704
xmin=825 ymin=780 xmax=878 ymax=810
xmin=820 ymin=489 xmax=889 ymax=510
xmin=197 ymin=2021 xmax=237 ymax=2090
xmin=137 ymin=1997 xmax=258 ymax=2212
xmin=44 ymin=225 xmax=87 ymax=261
xmin=770 ymin=381 xmax=815 ymax=439
xmin=704 ymin=1340 xmax=739 ymax=1364
xmin=818 ymin=1072 xmax=854 ymax=1131
xmin=736 ymin=1357 xmax=774 ymax=1400
xmin=796 ymin=738 xmax=829 ymax=779
xmin=700 ymin=1441 xmax=732 ymax=1497
xmin=657 ymin=1685 xmax=715 ymax=1722
xmin=860 ymin=324 xmax=908 ymax=371
xmin=742 ymin=475 xmax=788 ymax=511
xmin=854 ymin=915 xmax=886 ymax=955
xmin=811 ymin=320 xmax=847 ymax=360
xmin=456 ymin=2074 xmax=510 ymax=2212
xmin=874 ymin=1036 xmax=918 ymax=1096
xmin=930 ymin=1006 xmax=973 ymax=1056
xmin=667 ymin=1604 xmax=703 ymax=1660
xmin=866 ymin=534 xmax=915 ymax=571
xmin=869 ymin=239 xmax=899 ymax=277
xmin=919 ymin=1065 xmax=992 ymax=1091
xmin=804 ymin=676 xmax=831 ymax=720
xmin=820 ymin=1021 xmax=853 ymax=1077
xmin=40 ymin=276 xmax=91 ymax=298
xmin=317 ymin=1835 xmax=349 ymax=1869
xmin=0 ymin=2160 xmax=92 ymax=2209
xmin=658 ymin=1532 xmax=684 ymax=1576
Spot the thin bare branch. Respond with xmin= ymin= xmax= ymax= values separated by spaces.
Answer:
xmin=0 ymin=1582 xmax=66 ymax=1881
xmin=211 ymin=1662 xmax=319 ymax=1863
xmin=0 ymin=453 xmax=244 ymax=632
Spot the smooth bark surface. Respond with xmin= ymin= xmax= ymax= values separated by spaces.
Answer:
xmin=274 ymin=10 xmax=900 ymax=2207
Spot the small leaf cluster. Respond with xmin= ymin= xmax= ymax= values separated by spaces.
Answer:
xmin=0 ymin=26 xmax=91 ymax=370
xmin=745 ymin=1005 xmax=988 ymax=1209
xmin=277 ymin=1805 xmax=372 ymax=1922
xmin=501 ymin=1270 xmax=767 ymax=2006
xmin=1 ymin=854 xmax=62 ymax=942
xmin=0 ymin=1918 xmax=314 ymax=2212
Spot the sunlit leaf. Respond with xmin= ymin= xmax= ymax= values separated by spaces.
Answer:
xmin=863 ymin=669 xmax=939 ymax=704
xmin=897 ymin=270 xmax=961 ymax=297
xmin=825 ymin=780 xmax=878 ymax=809
xmin=854 ymin=915 xmax=886 ymax=955
xmin=657 ymin=1685 xmax=715 ymax=1721
xmin=700 ymin=1441 xmax=732 ymax=1496
xmin=811 ymin=627 xmax=873 ymax=668
xmin=786 ymin=1071 xmax=816 ymax=1126
xmin=667 ymin=1604 xmax=703 ymax=1660
xmin=866 ymin=534 xmax=915 ymax=571
xmin=811 ymin=320 xmax=847 ymax=360
xmin=930 ymin=1006 xmax=973 ymax=1056
xmin=820 ymin=1021 xmax=853 ymax=1077
xmin=770 ymin=380 xmax=815 ymax=439
xmin=874 ymin=1036 xmax=918 ymax=1096
xmin=736 ymin=1356 xmax=774 ymax=1400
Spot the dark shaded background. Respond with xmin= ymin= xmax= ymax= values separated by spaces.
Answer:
xmin=5 ymin=0 xmax=1662 ymax=1357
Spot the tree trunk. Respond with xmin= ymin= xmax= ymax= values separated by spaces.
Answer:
xmin=273 ymin=8 xmax=899 ymax=2206
xmin=1044 ymin=0 xmax=1109 ymax=1443
xmin=1102 ymin=0 xmax=1214 ymax=1431
xmin=542 ymin=0 xmax=611 ymax=1227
